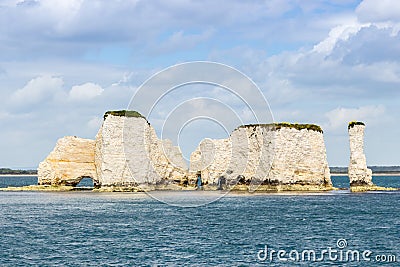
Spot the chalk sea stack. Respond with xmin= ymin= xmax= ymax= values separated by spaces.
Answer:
xmin=348 ymin=121 xmax=397 ymax=192
xmin=94 ymin=111 xmax=187 ymax=191
xmin=348 ymin=121 xmax=373 ymax=188
xmin=38 ymin=110 xmax=334 ymax=192
xmin=189 ymin=123 xmax=332 ymax=191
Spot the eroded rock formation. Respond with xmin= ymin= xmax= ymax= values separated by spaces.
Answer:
xmin=95 ymin=113 xmax=187 ymax=189
xmin=190 ymin=123 xmax=332 ymax=191
xmin=348 ymin=122 xmax=373 ymax=187
xmin=38 ymin=136 xmax=98 ymax=186
xmin=38 ymin=111 xmax=334 ymax=192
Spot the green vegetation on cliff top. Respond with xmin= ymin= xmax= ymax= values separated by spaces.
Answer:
xmin=103 ymin=111 xmax=322 ymax=133
xmin=348 ymin=121 xmax=365 ymax=129
xmin=239 ymin=123 xmax=323 ymax=133
xmin=103 ymin=110 xmax=146 ymax=120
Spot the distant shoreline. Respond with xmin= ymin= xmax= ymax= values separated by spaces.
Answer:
xmin=0 ymin=168 xmax=37 ymax=176
xmin=0 ymin=174 xmax=38 ymax=177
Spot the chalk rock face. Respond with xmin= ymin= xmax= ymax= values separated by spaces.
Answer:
xmin=95 ymin=114 xmax=187 ymax=187
xmin=38 ymin=136 xmax=97 ymax=186
xmin=190 ymin=138 xmax=233 ymax=185
xmin=189 ymin=124 xmax=332 ymax=189
xmin=38 ymin=112 xmax=334 ymax=191
xmin=348 ymin=123 xmax=373 ymax=186
xmin=269 ymin=126 xmax=331 ymax=185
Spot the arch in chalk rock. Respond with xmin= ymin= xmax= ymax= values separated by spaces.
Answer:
xmin=38 ymin=136 xmax=98 ymax=186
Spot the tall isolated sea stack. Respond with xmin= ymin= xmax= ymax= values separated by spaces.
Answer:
xmin=348 ymin=121 xmax=373 ymax=188
xmin=347 ymin=121 xmax=397 ymax=192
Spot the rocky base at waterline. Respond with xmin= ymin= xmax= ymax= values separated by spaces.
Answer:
xmin=94 ymin=181 xmax=337 ymax=193
xmin=350 ymin=185 xmax=399 ymax=192
xmin=347 ymin=179 xmax=398 ymax=192
xmin=3 ymin=183 xmax=399 ymax=192
xmin=230 ymin=183 xmax=336 ymax=192
xmin=0 ymin=183 xmax=338 ymax=192
xmin=0 ymin=185 xmax=75 ymax=191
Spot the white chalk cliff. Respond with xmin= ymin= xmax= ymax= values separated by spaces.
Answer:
xmin=348 ymin=122 xmax=373 ymax=186
xmin=190 ymin=124 xmax=332 ymax=190
xmin=95 ymin=113 xmax=187 ymax=188
xmin=38 ymin=136 xmax=98 ymax=186
xmin=38 ymin=111 xmax=334 ymax=191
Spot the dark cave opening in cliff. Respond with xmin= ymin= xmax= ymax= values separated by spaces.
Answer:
xmin=76 ymin=177 xmax=94 ymax=188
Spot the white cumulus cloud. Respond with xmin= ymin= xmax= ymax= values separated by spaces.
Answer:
xmin=324 ymin=105 xmax=385 ymax=131
xmin=312 ymin=22 xmax=368 ymax=55
xmin=69 ymin=82 xmax=104 ymax=101
xmin=356 ymin=0 xmax=400 ymax=23
xmin=11 ymin=75 xmax=64 ymax=105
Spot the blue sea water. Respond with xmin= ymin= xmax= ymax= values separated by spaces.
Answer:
xmin=0 ymin=176 xmax=399 ymax=266
xmin=331 ymin=175 xmax=400 ymax=189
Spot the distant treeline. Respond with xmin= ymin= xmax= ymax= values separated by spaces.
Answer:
xmin=331 ymin=166 xmax=400 ymax=174
xmin=0 ymin=168 xmax=37 ymax=175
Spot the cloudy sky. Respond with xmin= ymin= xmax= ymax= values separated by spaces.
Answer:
xmin=1 ymin=0 xmax=399 ymax=168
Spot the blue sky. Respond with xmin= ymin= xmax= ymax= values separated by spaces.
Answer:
xmin=1 ymin=0 xmax=400 ymax=168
